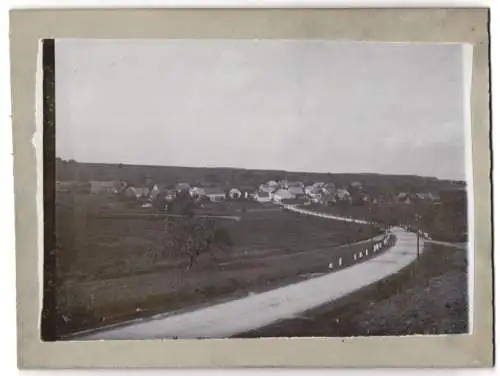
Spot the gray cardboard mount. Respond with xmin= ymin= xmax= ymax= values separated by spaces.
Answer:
xmin=10 ymin=8 xmax=492 ymax=369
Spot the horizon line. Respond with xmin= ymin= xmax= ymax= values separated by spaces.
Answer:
xmin=56 ymin=158 xmax=466 ymax=183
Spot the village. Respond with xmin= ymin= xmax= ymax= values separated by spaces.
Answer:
xmin=56 ymin=177 xmax=444 ymax=210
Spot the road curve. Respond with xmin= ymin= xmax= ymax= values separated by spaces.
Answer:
xmin=283 ymin=204 xmax=374 ymax=225
xmin=77 ymin=222 xmax=422 ymax=340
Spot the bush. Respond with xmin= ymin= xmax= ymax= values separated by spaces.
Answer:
xmin=167 ymin=192 xmax=197 ymax=215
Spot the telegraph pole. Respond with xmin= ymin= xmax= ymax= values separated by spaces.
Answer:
xmin=415 ymin=213 xmax=421 ymax=258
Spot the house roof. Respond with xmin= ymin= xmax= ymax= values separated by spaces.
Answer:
xmin=259 ymin=184 xmax=276 ymax=192
xmin=336 ymin=189 xmax=351 ymax=198
xmin=273 ymin=189 xmax=295 ymax=198
xmin=176 ymin=183 xmax=191 ymax=189
xmin=288 ymin=186 xmax=305 ymax=195
xmin=191 ymin=186 xmax=206 ymax=194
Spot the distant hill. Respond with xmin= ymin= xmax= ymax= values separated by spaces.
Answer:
xmin=55 ymin=159 xmax=464 ymax=195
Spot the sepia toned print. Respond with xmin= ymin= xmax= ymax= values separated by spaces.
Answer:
xmin=44 ymin=38 xmax=470 ymax=341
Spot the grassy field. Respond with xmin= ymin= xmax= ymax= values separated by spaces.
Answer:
xmin=237 ymin=242 xmax=468 ymax=337
xmin=301 ymin=202 xmax=467 ymax=242
xmin=53 ymin=191 xmax=382 ymax=338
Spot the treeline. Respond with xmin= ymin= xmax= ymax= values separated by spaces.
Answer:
xmin=367 ymin=197 xmax=467 ymax=242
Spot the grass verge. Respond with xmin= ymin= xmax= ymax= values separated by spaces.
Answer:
xmin=236 ymin=241 xmax=468 ymax=337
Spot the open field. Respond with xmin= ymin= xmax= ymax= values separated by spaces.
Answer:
xmin=53 ymin=191 xmax=383 ymax=338
xmin=237 ymin=242 xmax=468 ymax=337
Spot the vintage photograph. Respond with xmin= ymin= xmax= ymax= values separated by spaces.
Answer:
xmin=43 ymin=38 xmax=470 ymax=341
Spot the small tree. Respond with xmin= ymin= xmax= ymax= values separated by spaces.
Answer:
xmin=166 ymin=217 xmax=233 ymax=270
xmin=167 ymin=191 xmax=197 ymax=215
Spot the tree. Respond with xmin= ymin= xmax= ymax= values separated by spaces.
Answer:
xmin=165 ymin=217 xmax=233 ymax=270
xmin=151 ymin=194 xmax=167 ymax=210
xmin=167 ymin=191 xmax=196 ymax=215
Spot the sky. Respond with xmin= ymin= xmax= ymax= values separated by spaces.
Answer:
xmin=55 ymin=39 xmax=468 ymax=180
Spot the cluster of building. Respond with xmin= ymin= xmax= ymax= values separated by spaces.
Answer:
xmin=252 ymin=180 xmax=347 ymax=204
xmin=157 ymin=179 xmax=352 ymax=206
xmin=55 ymin=178 xmax=443 ymax=209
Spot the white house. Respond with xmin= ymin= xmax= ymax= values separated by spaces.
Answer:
xmin=321 ymin=183 xmax=336 ymax=193
xmin=255 ymin=191 xmax=272 ymax=203
xmin=176 ymin=182 xmax=191 ymax=193
xmin=272 ymin=188 xmax=295 ymax=202
xmin=247 ymin=191 xmax=258 ymax=200
xmin=396 ymin=192 xmax=412 ymax=204
xmin=336 ymin=189 xmax=352 ymax=202
xmin=305 ymin=183 xmax=325 ymax=197
xmin=148 ymin=184 xmax=161 ymax=200
xmin=304 ymin=185 xmax=315 ymax=196
xmin=189 ymin=186 xmax=206 ymax=199
xmin=204 ymin=187 xmax=226 ymax=202
xmin=228 ymin=188 xmax=242 ymax=199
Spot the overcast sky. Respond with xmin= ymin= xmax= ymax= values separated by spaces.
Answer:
xmin=55 ymin=39 xmax=467 ymax=180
